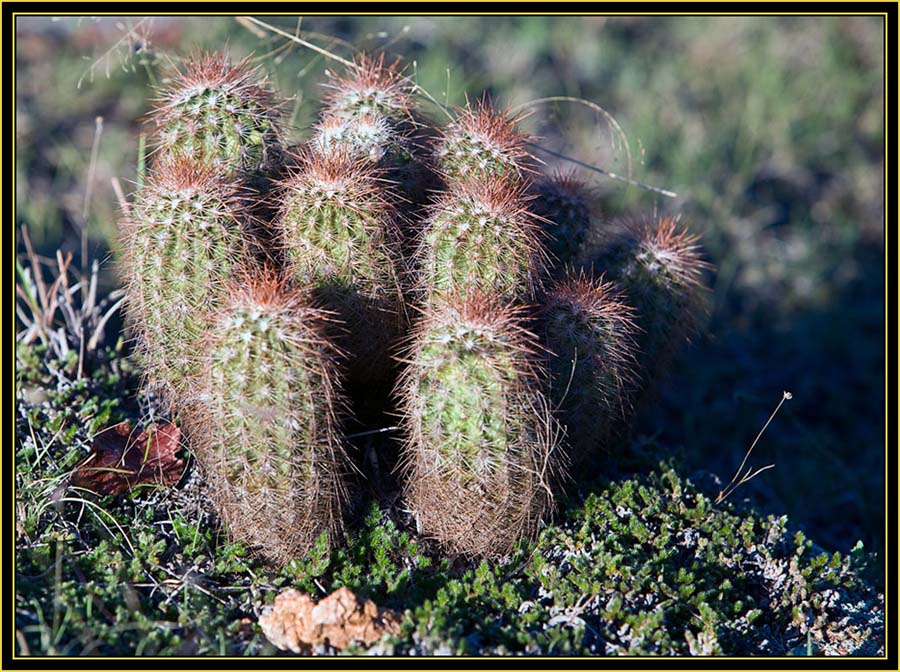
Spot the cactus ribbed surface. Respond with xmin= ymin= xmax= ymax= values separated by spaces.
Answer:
xmin=120 ymin=158 xmax=247 ymax=406
xmin=435 ymin=99 xmax=534 ymax=184
xmin=150 ymin=52 xmax=283 ymax=177
xmin=413 ymin=178 xmax=544 ymax=303
xmin=275 ymin=149 xmax=404 ymax=385
xmin=191 ymin=274 xmax=349 ymax=567
xmin=398 ymin=295 xmax=563 ymax=557
xmin=541 ymin=272 xmax=639 ymax=464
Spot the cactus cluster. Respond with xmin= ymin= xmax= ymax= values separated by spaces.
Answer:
xmin=120 ymin=50 xmax=710 ymax=565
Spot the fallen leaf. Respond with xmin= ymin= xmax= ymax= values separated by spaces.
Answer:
xmin=259 ymin=587 xmax=402 ymax=654
xmin=69 ymin=422 xmax=185 ymax=495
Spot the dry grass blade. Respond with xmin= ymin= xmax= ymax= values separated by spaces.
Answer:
xmin=16 ymin=226 xmax=125 ymax=375
xmin=241 ymin=16 xmax=355 ymax=68
xmin=715 ymin=391 xmax=792 ymax=505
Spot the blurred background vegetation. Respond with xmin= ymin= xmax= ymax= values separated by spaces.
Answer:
xmin=16 ymin=14 xmax=885 ymax=564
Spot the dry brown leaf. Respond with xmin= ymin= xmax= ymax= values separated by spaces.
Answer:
xmin=69 ymin=422 xmax=185 ymax=495
xmin=259 ymin=586 xmax=402 ymax=653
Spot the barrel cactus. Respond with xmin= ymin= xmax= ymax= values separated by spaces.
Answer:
xmin=397 ymin=294 xmax=564 ymax=557
xmin=149 ymin=52 xmax=283 ymax=178
xmin=189 ymin=272 xmax=349 ymax=567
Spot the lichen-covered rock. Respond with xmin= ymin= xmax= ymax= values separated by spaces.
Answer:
xmin=259 ymin=587 xmax=401 ymax=653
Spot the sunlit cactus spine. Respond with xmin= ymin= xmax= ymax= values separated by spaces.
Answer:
xmin=274 ymin=147 xmax=404 ymax=386
xmin=412 ymin=177 xmax=545 ymax=304
xmin=397 ymin=293 xmax=564 ymax=558
xmin=119 ymin=157 xmax=249 ymax=407
xmin=434 ymin=98 xmax=536 ymax=185
xmin=312 ymin=54 xmax=435 ymax=206
xmin=530 ymin=171 xmax=596 ymax=276
xmin=149 ymin=52 xmax=284 ymax=178
xmin=540 ymin=272 xmax=640 ymax=465
xmin=190 ymin=271 xmax=349 ymax=568
xmin=578 ymin=214 xmax=710 ymax=400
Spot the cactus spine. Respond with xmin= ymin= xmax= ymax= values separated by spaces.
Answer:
xmin=120 ymin=158 xmax=248 ymax=406
xmin=434 ymin=99 xmax=534 ymax=184
xmin=191 ymin=273 xmax=349 ymax=567
xmin=312 ymin=55 xmax=433 ymax=206
xmin=578 ymin=215 xmax=709 ymax=400
xmin=150 ymin=52 xmax=283 ymax=177
xmin=398 ymin=295 xmax=562 ymax=557
xmin=275 ymin=148 xmax=404 ymax=385
xmin=541 ymin=272 xmax=639 ymax=464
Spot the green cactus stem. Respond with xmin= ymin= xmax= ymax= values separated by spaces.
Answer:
xmin=578 ymin=214 xmax=710 ymax=402
xmin=312 ymin=54 xmax=436 ymax=213
xmin=398 ymin=294 xmax=564 ymax=557
xmin=413 ymin=177 xmax=545 ymax=303
xmin=541 ymin=272 xmax=640 ymax=465
xmin=190 ymin=272 xmax=349 ymax=567
xmin=530 ymin=171 xmax=596 ymax=276
xmin=434 ymin=98 xmax=535 ymax=184
xmin=119 ymin=157 xmax=248 ymax=407
xmin=150 ymin=52 xmax=283 ymax=178
xmin=275 ymin=148 xmax=404 ymax=386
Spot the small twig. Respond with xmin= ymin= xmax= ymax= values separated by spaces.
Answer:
xmin=77 ymin=17 xmax=152 ymax=89
xmin=235 ymin=15 xmax=267 ymax=39
xmin=20 ymin=226 xmax=49 ymax=316
xmin=715 ymin=391 xmax=792 ymax=505
xmin=241 ymin=16 xmax=355 ymax=68
xmin=111 ymin=177 xmax=129 ymax=217
xmin=82 ymin=116 xmax=104 ymax=222
xmin=528 ymin=142 xmax=678 ymax=198
xmin=343 ymin=426 xmax=400 ymax=440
